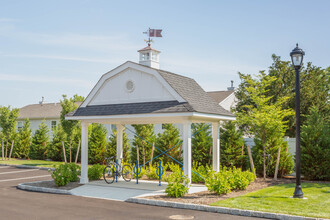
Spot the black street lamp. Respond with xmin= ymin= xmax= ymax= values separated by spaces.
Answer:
xmin=290 ymin=43 xmax=305 ymax=198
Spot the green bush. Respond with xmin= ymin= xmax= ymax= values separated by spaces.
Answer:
xmin=205 ymin=167 xmax=255 ymax=195
xmin=301 ymin=107 xmax=330 ymax=180
xmin=29 ymin=121 xmax=49 ymax=160
xmin=146 ymin=165 xmax=158 ymax=180
xmin=192 ymin=161 xmax=212 ymax=183
xmin=205 ymin=170 xmax=231 ymax=195
xmin=50 ymin=163 xmax=79 ymax=186
xmin=165 ymin=171 xmax=189 ymax=198
xmin=88 ymin=164 xmax=105 ymax=180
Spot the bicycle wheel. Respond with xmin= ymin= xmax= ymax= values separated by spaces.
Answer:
xmin=103 ymin=165 xmax=115 ymax=184
xmin=122 ymin=165 xmax=132 ymax=182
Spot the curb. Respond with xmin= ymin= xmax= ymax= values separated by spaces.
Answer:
xmin=17 ymin=181 xmax=72 ymax=195
xmin=0 ymin=163 xmax=55 ymax=171
xmin=126 ymin=198 xmax=326 ymax=220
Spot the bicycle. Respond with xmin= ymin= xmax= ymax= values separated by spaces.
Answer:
xmin=103 ymin=157 xmax=132 ymax=184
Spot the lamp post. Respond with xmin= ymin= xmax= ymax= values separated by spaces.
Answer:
xmin=290 ymin=43 xmax=305 ymax=198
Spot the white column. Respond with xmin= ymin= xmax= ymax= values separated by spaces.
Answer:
xmin=212 ymin=122 xmax=220 ymax=172
xmin=116 ymin=124 xmax=123 ymax=162
xmin=80 ymin=121 xmax=89 ymax=184
xmin=183 ymin=121 xmax=192 ymax=182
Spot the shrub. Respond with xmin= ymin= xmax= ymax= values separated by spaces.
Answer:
xmin=88 ymin=124 xmax=107 ymax=164
xmin=205 ymin=167 xmax=255 ymax=195
xmin=165 ymin=171 xmax=189 ymax=198
xmin=205 ymin=170 xmax=231 ymax=195
xmin=88 ymin=164 xmax=105 ymax=181
xmin=192 ymin=161 xmax=212 ymax=183
xmin=50 ymin=163 xmax=79 ymax=186
xmin=146 ymin=165 xmax=158 ymax=180
xmin=301 ymin=107 xmax=330 ymax=180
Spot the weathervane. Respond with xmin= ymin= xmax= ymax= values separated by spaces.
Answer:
xmin=143 ymin=28 xmax=162 ymax=45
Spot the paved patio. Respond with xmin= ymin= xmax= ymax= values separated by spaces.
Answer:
xmin=70 ymin=179 xmax=207 ymax=201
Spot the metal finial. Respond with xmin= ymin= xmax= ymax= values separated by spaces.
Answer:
xmin=296 ymin=43 xmax=298 ymax=47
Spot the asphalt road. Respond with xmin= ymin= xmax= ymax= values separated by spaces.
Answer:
xmin=0 ymin=166 xmax=264 ymax=220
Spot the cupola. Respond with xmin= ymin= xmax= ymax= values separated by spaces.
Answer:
xmin=138 ymin=43 xmax=160 ymax=69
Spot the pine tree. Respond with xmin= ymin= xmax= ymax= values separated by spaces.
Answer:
xmin=106 ymin=128 xmax=130 ymax=163
xmin=47 ymin=124 xmax=67 ymax=161
xmin=220 ymin=121 xmax=246 ymax=168
xmin=88 ymin=123 xmax=107 ymax=164
xmin=155 ymin=124 xmax=182 ymax=164
xmin=301 ymin=106 xmax=330 ymax=180
xmin=14 ymin=119 xmax=32 ymax=159
xmin=29 ymin=121 xmax=49 ymax=160
xmin=131 ymin=124 xmax=156 ymax=164
xmin=192 ymin=123 xmax=212 ymax=166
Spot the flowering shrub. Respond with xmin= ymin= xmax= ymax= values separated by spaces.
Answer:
xmin=50 ymin=163 xmax=78 ymax=186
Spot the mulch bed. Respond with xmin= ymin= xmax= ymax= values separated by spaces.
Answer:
xmin=143 ymin=178 xmax=296 ymax=205
xmin=24 ymin=180 xmax=83 ymax=190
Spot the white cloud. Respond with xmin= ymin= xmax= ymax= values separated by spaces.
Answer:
xmin=0 ymin=73 xmax=94 ymax=88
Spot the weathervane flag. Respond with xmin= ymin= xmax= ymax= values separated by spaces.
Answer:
xmin=149 ymin=29 xmax=162 ymax=37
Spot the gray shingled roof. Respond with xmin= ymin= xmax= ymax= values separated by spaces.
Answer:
xmin=70 ymin=62 xmax=234 ymax=117
xmin=19 ymin=102 xmax=82 ymax=119
xmin=207 ymin=90 xmax=234 ymax=104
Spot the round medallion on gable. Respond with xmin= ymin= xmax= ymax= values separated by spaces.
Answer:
xmin=126 ymin=80 xmax=135 ymax=93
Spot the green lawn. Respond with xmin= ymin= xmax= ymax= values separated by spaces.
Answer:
xmin=0 ymin=159 xmax=66 ymax=168
xmin=211 ymin=183 xmax=330 ymax=218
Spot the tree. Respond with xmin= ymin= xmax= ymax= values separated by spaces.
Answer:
xmin=60 ymin=94 xmax=84 ymax=159
xmin=236 ymin=55 xmax=330 ymax=136
xmin=131 ymin=124 xmax=156 ymax=164
xmin=14 ymin=119 xmax=32 ymax=159
xmin=301 ymin=107 xmax=330 ymax=180
xmin=47 ymin=124 xmax=67 ymax=161
xmin=106 ymin=128 xmax=130 ymax=163
xmin=0 ymin=106 xmax=19 ymax=158
xmin=191 ymin=123 xmax=212 ymax=166
xmin=220 ymin=121 xmax=246 ymax=168
xmin=236 ymin=73 xmax=294 ymax=178
xmin=155 ymin=124 xmax=182 ymax=165
xmin=29 ymin=121 xmax=50 ymax=160
xmin=88 ymin=123 xmax=107 ymax=164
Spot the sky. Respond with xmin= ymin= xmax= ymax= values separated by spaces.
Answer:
xmin=1 ymin=0 xmax=329 ymax=108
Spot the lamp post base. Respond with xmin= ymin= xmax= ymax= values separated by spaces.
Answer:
xmin=293 ymin=185 xmax=304 ymax=198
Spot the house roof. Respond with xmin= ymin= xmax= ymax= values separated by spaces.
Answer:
xmin=207 ymin=90 xmax=234 ymax=104
xmin=137 ymin=45 xmax=160 ymax=53
xmin=18 ymin=102 xmax=82 ymax=120
xmin=70 ymin=62 xmax=234 ymax=118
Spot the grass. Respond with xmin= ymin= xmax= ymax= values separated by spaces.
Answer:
xmin=0 ymin=159 xmax=66 ymax=168
xmin=211 ymin=182 xmax=330 ymax=218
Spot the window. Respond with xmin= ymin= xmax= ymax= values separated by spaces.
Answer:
xmin=152 ymin=53 xmax=157 ymax=61
xmin=51 ymin=121 xmax=57 ymax=130
xmin=17 ymin=121 xmax=23 ymax=131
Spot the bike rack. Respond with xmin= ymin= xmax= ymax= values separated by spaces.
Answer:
xmin=133 ymin=160 xmax=142 ymax=184
xmin=115 ymin=159 xmax=118 ymax=183
xmin=156 ymin=161 xmax=164 ymax=186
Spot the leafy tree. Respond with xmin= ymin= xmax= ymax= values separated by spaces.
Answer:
xmin=236 ymin=55 xmax=330 ymax=136
xmin=192 ymin=123 xmax=212 ymax=166
xmin=14 ymin=119 xmax=32 ymax=159
xmin=220 ymin=121 xmax=246 ymax=168
xmin=301 ymin=107 xmax=330 ymax=180
xmin=131 ymin=124 xmax=156 ymax=164
xmin=155 ymin=124 xmax=182 ymax=164
xmin=0 ymin=106 xmax=19 ymax=158
xmin=88 ymin=123 xmax=107 ymax=164
xmin=106 ymin=128 xmax=130 ymax=163
xmin=236 ymin=73 xmax=294 ymax=178
xmin=47 ymin=124 xmax=67 ymax=161
xmin=29 ymin=121 xmax=50 ymax=159
xmin=60 ymin=94 xmax=84 ymax=158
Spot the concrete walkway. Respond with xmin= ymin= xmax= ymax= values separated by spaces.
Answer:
xmin=70 ymin=179 xmax=207 ymax=201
